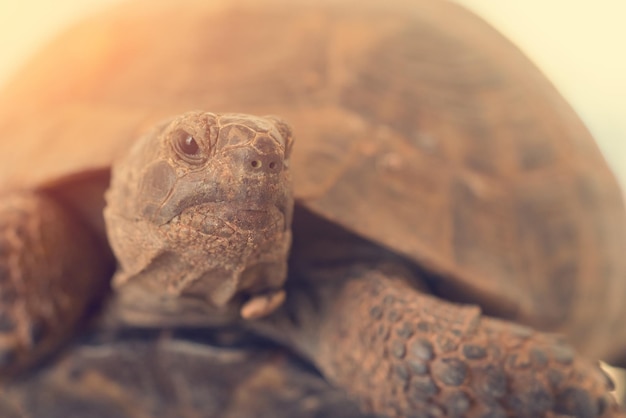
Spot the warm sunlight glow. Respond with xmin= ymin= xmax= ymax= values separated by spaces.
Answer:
xmin=0 ymin=0 xmax=624 ymax=187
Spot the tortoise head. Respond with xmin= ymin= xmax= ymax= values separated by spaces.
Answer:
xmin=104 ymin=111 xmax=294 ymax=321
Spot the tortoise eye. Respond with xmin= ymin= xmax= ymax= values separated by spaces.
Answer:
xmin=172 ymin=129 xmax=205 ymax=163
xmin=180 ymin=135 xmax=199 ymax=155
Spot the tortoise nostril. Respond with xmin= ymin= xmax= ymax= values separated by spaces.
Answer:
xmin=247 ymin=156 xmax=282 ymax=173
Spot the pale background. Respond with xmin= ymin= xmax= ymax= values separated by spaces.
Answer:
xmin=0 ymin=0 xmax=624 ymax=188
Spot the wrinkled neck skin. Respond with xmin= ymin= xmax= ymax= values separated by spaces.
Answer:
xmin=105 ymin=206 xmax=292 ymax=327
xmin=103 ymin=112 xmax=294 ymax=326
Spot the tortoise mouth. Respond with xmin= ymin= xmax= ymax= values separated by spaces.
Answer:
xmin=232 ymin=207 xmax=286 ymax=231
xmin=162 ymin=203 xmax=287 ymax=238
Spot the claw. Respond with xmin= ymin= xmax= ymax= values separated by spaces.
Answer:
xmin=240 ymin=290 xmax=286 ymax=319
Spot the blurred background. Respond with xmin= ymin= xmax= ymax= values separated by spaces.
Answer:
xmin=0 ymin=0 xmax=624 ymax=188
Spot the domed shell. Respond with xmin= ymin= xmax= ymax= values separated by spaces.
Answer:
xmin=0 ymin=0 xmax=624 ymax=362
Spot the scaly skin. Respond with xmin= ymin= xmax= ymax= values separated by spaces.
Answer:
xmin=272 ymin=264 xmax=623 ymax=418
xmin=0 ymin=192 xmax=111 ymax=376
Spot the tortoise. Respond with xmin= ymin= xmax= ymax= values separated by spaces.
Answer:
xmin=0 ymin=0 xmax=625 ymax=416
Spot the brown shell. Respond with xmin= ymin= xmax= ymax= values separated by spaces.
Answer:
xmin=0 ymin=0 xmax=624 ymax=361
xmin=0 ymin=329 xmax=367 ymax=418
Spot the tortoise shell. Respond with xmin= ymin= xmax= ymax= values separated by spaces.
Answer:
xmin=0 ymin=0 xmax=624 ymax=362
xmin=0 ymin=329 xmax=369 ymax=418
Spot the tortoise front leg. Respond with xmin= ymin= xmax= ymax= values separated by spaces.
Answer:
xmin=264 ymin=264 xmax=622 ymax=418
xmin=0 ymin=191 xmax=112 ymax=376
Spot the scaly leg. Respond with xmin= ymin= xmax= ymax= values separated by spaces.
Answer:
xmin=0 ymin=191 xmax=112 ymax=376
xmin=263 ymin=263 xmax=622 ymax=418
